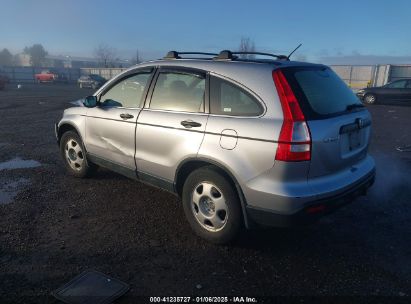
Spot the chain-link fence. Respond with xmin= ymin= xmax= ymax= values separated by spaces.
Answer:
xmin=80 ymin=68 xmax=127 ymax=80
xmin=0 ymin=66 xmax=126 ymax=84
xmin=329 ymin=65 xmax=392 ymax=91
xmin=0 ymin=66 xmax=81 ymax=83
xmin=1 ymin=64 xmax=410 ymax=90
xmin=389 ymin=65 xmax=411 ymax=82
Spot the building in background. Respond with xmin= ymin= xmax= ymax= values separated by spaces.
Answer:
xmin=13 ymin=54 xmax=31 ymax=66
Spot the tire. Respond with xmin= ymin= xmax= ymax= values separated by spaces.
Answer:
xmin=182 ymin=166 xmax=242 ymax=244
xmin=364 ymin=93 xmax=376 ymax=104
xmin=60 ymin=131 xmax=96 ymax=178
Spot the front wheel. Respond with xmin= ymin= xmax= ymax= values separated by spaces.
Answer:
xmin=364 ymin=93 xmax=377 ymax=104
xmin=182 ymin=167 xmax=242 ymax=244
xmin=60 ymin=131 xmax=96 ymax=178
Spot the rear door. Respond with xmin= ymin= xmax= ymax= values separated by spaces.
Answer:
xmin=134 ymin=67 xmax=208 ymax=184
xmin=283 ymin=66 xmax=372 ymax=179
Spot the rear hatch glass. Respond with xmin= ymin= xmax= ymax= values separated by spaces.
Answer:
xmin=282 ymin=66 xmax=363 ymax=118
xmin=282 ymin=66 xmax=371 ymax=178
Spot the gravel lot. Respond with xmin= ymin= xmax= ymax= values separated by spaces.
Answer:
xmin=0 ymin=84 xmax=410 ymax=303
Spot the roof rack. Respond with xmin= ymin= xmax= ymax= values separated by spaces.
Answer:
xmin=164 ymin=51 xmax=218 ymax=59
xmin=215 ymin=50 xmax=289 ymax=61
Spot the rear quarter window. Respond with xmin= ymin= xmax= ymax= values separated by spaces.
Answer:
xmin=283 ymin=67 xmax=362 ymax=118
xmin=210 ymin=76 xmax=263 ymax=116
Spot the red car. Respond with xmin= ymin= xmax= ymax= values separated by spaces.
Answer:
xmin=35 ymin=70 xmax=67 ymax=83
xmin=0 ymin=69 xmax=9 ymax=89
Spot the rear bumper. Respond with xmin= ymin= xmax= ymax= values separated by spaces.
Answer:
xmin=246 ymin=167 xmax=376 ymax=227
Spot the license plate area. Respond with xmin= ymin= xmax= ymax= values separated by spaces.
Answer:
xmin=348 ymin=130 xmax=361 ymax=151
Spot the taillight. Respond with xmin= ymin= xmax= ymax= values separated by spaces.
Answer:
xmin=273 ymin=69 xmax=311 ymax=161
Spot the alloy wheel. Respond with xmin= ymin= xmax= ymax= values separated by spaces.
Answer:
xmin=191 ymin=182 xmax=229 ymax=232
xmin=65 ymin=138 xmax=84 ymax=171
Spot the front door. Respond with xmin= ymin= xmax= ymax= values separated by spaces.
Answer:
xmin=135 ymin=67 xmax=208 ymax=185
xmin=381 ymin=79 xmax=408 ymax=101
xmin=85 ymin=68 xmax=154 ymax=170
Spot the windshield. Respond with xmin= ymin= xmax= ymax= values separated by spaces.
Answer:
xmin=90 ymin=75 xmax=105 ymax=81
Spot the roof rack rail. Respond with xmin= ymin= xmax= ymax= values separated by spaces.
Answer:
xmin=164 ymin=51 xmax=218 ymax=59
xmin=215 ymin=50 xmax=289 ymax=61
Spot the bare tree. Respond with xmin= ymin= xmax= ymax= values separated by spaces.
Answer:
xmin=94 ymin=43 xmax=116 ymax=68
xmin=0 ymin=48 xmax=13 ymax=66
xmin=238 ymin=37 xmax=256 ymax=59
xmin=23 ymin=44 xmax=48 ymax=66
xmin=131 ymin=49 xmax=142 ymax=65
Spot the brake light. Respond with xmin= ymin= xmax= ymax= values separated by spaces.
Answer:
xmin=306 ymin=204 xmax=326 ymax=214
xmin=273 ymin=69 xmax=311 ymax=161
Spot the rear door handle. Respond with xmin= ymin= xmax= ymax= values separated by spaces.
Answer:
xmin=181 ymin=120 xmax=202 ymax=128
xmin=120 ymin=113 xmax=134 ymax=120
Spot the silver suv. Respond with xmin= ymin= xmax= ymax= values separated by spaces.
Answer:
xmin=55 ymin=50 xmax=376 ymax=244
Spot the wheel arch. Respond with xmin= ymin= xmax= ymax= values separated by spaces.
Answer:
xmin=57 ymin=123 xmax=85 ymax=148
xmin=175 ymin=157 xmax=251 ymax=228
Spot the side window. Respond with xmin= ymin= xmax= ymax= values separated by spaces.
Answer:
xmin=386 ymin=80 xmax=406 ymax=89
xmin=149 ymin=71 xmax=205 ymax=112
xmin=100 ymin=70 xmax=153 ymax=108
xmin=210 ymin=76 xmax=263 ymax=116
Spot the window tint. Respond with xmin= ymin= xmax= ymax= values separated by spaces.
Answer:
xmin=210 ymin=77 xmax=263 ymax=116
xmin=90 ymin=74 xmax=105 ymax=81
xmin=386 ymin=80 xmax=406 ymax=88
xmin=289 ymin=67 xmax=361 ymax=116
xmin=150 ymin=71 xmax=205 ymax=112
xmin=100 ymin=71 xmax=152 ymax=108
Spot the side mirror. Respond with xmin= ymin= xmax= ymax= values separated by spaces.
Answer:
xmin=83 ymin=96 xmax=97 ymax=108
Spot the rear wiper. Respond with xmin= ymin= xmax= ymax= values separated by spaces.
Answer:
xmin=346 ymin=103 xmax=365 ymax=111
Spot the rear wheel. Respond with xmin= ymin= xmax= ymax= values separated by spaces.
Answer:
xmin=60 ymin=131 xmax=96 ymax=178
xmin=364 ymin=93 xmax=376 ymax=104
xmin=182 ymin=167 xmax=242 ymax=244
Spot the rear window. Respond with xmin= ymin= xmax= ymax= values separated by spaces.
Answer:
xmin=284 ymin=67 xmax=362 ymax=118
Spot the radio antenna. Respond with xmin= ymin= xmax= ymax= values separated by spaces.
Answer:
xmin=287 ymin=43 xmax=302 ymax=60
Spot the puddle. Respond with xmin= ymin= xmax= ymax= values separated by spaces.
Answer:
xmin=0 ymin=157 xmax=41 ymax=170
xmin=0 ymin=178 xmax=29 ymax=204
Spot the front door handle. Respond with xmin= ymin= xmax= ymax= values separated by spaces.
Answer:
xmin=120 ymin=113 xmax=134 ymax=120
xmin=181 ymin=120 xmax=202 ymax=128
